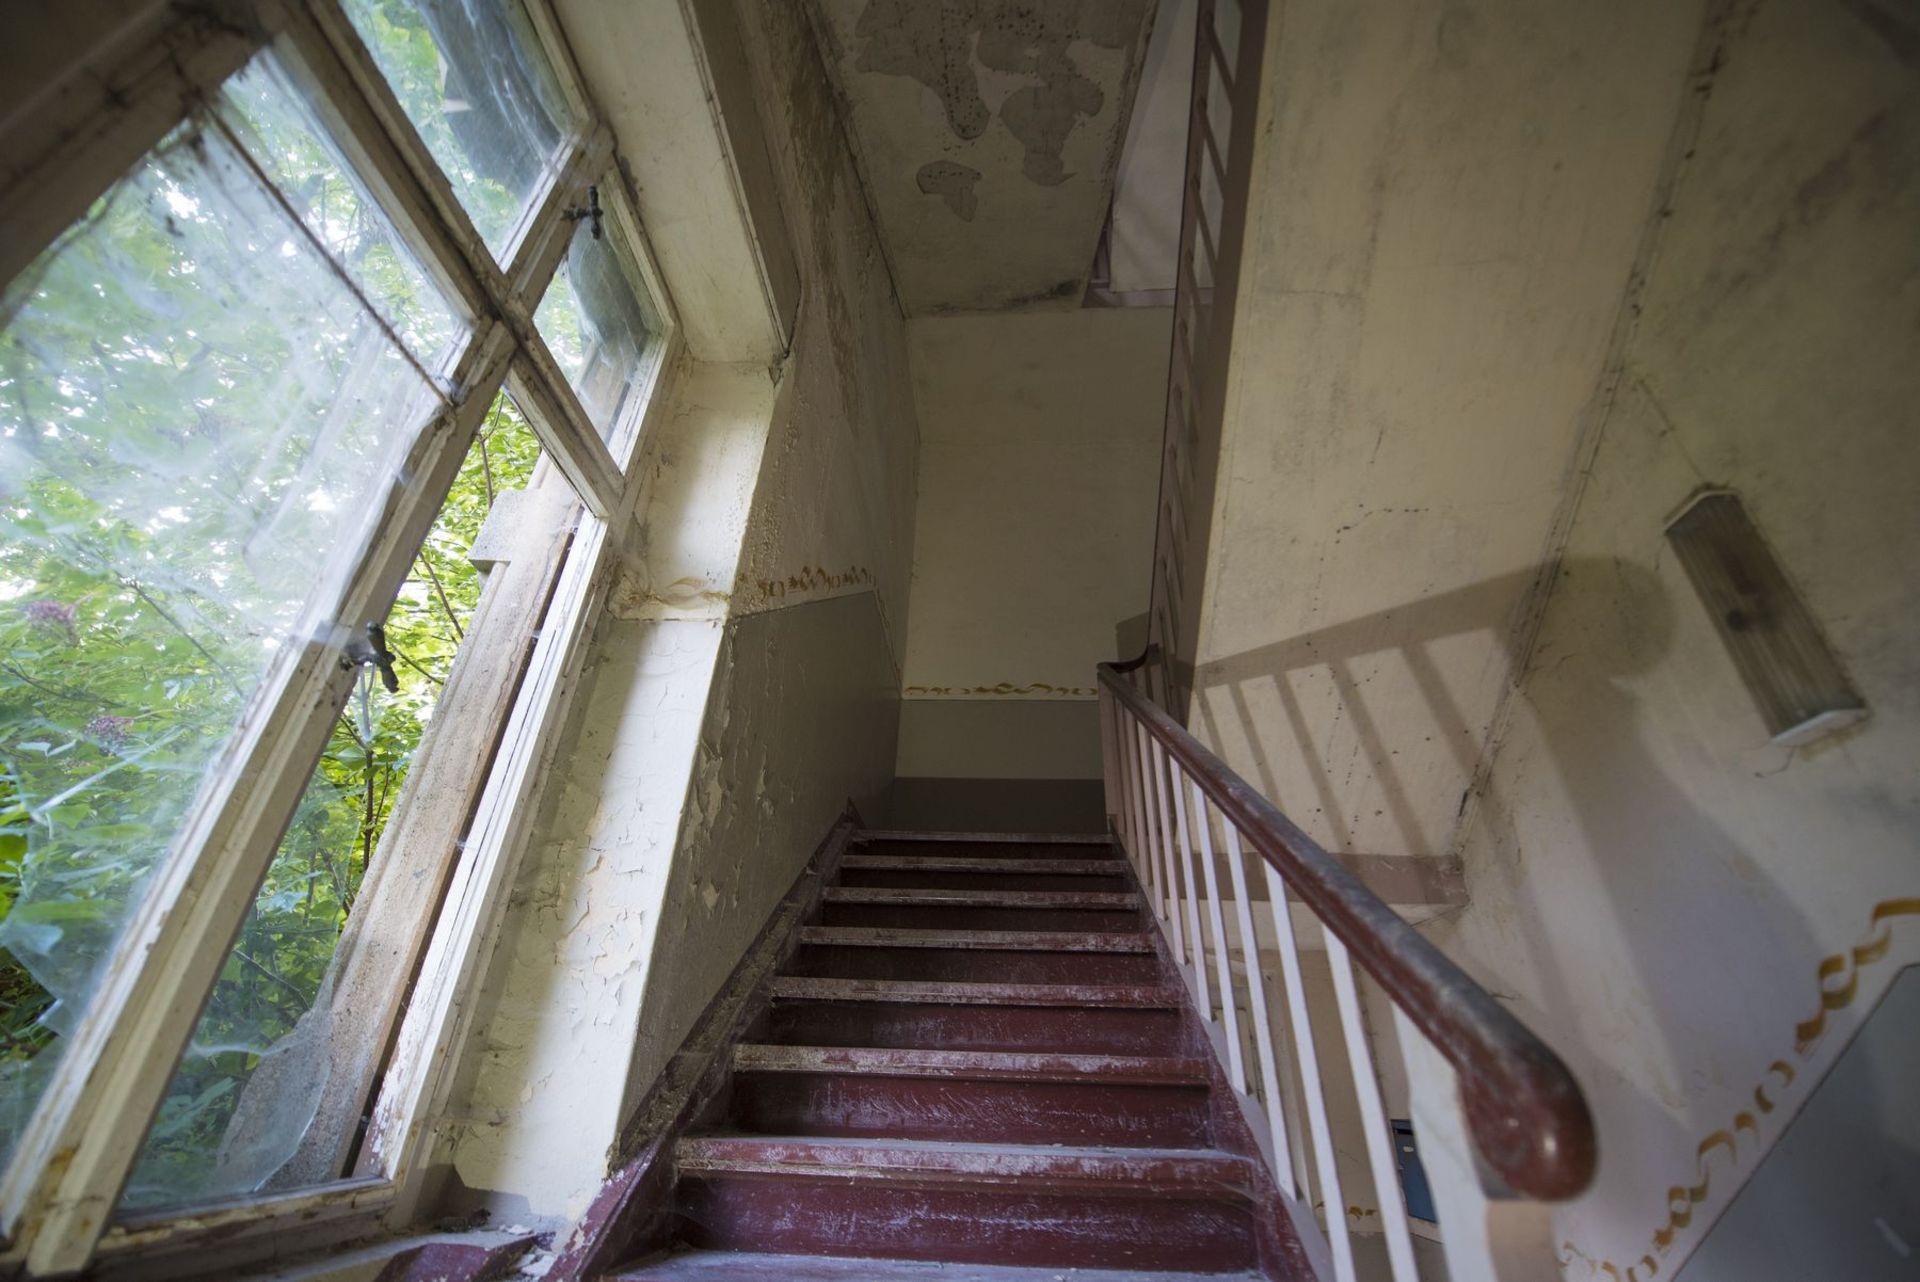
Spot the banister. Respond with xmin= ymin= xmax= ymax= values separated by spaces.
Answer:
xmin=1098 ymin=662 xmax=1597 ymax=1202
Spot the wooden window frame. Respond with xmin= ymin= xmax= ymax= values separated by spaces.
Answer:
xmin=0 ymin=0 xmax=682 ymax=1273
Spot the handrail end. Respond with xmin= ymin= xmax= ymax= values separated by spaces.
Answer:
xmin=1461 ymin=1063 xmax=1598 ymax=1202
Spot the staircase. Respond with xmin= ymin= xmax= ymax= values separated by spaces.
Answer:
xmin=609 ymin=830 xmax=1293 ymax=1280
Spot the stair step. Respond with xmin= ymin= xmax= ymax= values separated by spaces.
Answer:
xmin=837 ymin=857 xmax=1133 ymax=894
xmin=676 ymin=1134 xmax=1249 ymax=1187
xmin=768 ymin=977 xmax=1181 ymax=1009
xmin=857 ymin=830 xmax=1111 ymax=845
xmin=842 ymin=855 xmax=1130 ymax=875
xmin=766 ymin=993 xmax=1188 ymax=1056
xmin=612 ymin=1248 xmax=1266 ymax=1280
xmin=728 ymin=1047 xmax=1210 ymax=1146
xmin=823 ymin=887 xmax=1139 ymax=909
xmin=672 ymin=1137 xmax=1258 ymax=1271
xmin=733 ymin=1044 xmax=1207 ymax=1085
xmin=799 ymin=926 xmax=1153 ymax=952
xmin=856 ymin=833 xmax=1117 ymax=862
xmin=818 ymin=885 xmax=1145 ymax=934
xmin=790 ymin=942 xmax=1162 ymax=985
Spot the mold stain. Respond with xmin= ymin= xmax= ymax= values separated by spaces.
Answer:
xmin=851 ymin=0 xmax=1151 ymax=187
xmin=916 ymin=159 xmax=983 ymax=220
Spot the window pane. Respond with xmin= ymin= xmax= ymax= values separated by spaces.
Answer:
xmin=535 ymin=219 xmax=656 ymax=446
xmin=0 ymin=96 xmax=443 ymax=1166
xmin=343 ymin=0 xmax=572 ymax=262
xmin=222 ymin=54 xmax=464 ymax=364
xmin=120 ymin=398 xmax=545 ymax=1209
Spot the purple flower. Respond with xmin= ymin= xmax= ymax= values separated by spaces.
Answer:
xmin=23 ymin=599 xmax=77 ymax=643
xmin=86 ymin=715 xmax=134 ymax=750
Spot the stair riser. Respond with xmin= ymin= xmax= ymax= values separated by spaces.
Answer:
xmin=819 ymin=903 xmax=1143 ymax=932
xmin=838 ymin=869 xmax=1133 ymax=893
xmin=860 ymin=839 xmax=1116 ymax=861
xmin=729 ymin=1075 xmax=1210 ymax=1148
xmin=676 ymin=1177 xmax=1258 ymax=1271
xmin=766 ymin=1001 xmax=1187 ymax=1056
xmin=789 ymin=944 xmax=1163 ymax=985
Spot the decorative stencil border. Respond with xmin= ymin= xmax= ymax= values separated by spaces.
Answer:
xmin=904 ymin=682 xmax=1098 ymax=698
xmin=1561 ymin=897 xmax=1920 ymax=1281
xmin=734 ymin=563 xmax=874 ymax=612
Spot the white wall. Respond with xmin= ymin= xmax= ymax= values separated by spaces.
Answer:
xmin=430 ymin=0 xmax=919 ymax=1224
xmin=897 ymin=307 xmax=1168 ymax=783
xmin=1430 ymin=1 xmax=1920 ymax=1273
xmin=1675 ymin=965 xmax=1920 ymax=1282
xmin=1182 ymin=0 xmax=1920 ymax=1277
xmin=1189 ymin=0 xmax=1704 ymax=858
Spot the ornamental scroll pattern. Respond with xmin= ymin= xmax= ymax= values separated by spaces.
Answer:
xmin=1560 ymin=897 xmax=1920 ymax=1281
xmin=903 ymin=682 xmax=1098 ymax=697
xmin=734 ymin=563 xmax=875 ymax=611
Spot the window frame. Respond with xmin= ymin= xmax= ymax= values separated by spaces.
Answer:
xmin=0 ymin=0 xmax=680 ymax=1272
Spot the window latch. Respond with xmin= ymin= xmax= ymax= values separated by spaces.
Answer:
xmin=563 ymin=185 xmax=603 ymax=240
xmin=342 ymin=622 xmax=402 ymax=694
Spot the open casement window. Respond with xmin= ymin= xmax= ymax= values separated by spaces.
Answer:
xmin=0 ymin=0 xmax=673 ymax=1273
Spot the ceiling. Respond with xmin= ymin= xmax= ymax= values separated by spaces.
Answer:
xmin=806 ymin=0 xmax=1159 ymax=315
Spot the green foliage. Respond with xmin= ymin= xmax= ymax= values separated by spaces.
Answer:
xmin=0 ymin=40 xmax=543 ymax=1204
xmin=117 ymin=394 xmax=539 ymax=1206
xmin=342 ymin=0 xmax=545 ymax=257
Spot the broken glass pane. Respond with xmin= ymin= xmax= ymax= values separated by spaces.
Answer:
xmin=343 ymin=0 xmax=573 ymax=262
xmin=0 ymin=75 xmax=445 ymax=1169
xmin=535 ymin=216 xmax=656 ymax=446
xmin=119 ymin=396 xmax=544 ymax=1209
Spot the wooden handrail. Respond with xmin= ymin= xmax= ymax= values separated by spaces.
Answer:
xmin=1098 ymin=662 xmax=1597 ymax=1202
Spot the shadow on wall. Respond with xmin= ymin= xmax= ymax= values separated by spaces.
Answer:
xmin=1191 ymin=558 xmax=1825 ymax=1262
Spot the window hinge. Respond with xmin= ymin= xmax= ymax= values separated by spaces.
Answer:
xmin=563 ymin=185 xmax=603 ymax=240
xmin=342 ymin=621 xmax=401 ymax=693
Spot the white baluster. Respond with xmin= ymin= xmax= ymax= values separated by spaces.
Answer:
xmin=1136 ymin=736 xmax=1182 ymax=955
xmin=1170 ymin=763 xmax=1221 ymax=1026
xmin=1098 ymin=693 xmax=1118 ymax=836
xmin=1224 ymin=824 xmax=1295 ymax=1196
xmin=1328 ymin=935 xmax=1419 ymax=1280
xmin=1266 ymin=862 xmax=1358 ymax=1282
xmin=1149 ymin=739 xmax=1198 ymax=1004
xmin=1118 ymin=709 xmax=1147 ymax=888
xmin=1187 ymin=786 xmax=1245 ymax=1090
xmin=1134 ymin=724 xmax=1168 ymax=929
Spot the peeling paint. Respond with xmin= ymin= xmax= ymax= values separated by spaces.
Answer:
xmin=852 ymin=0 xmax=1149 ymax=184
xmin=808 ymin=0 xmax=1156 ymax=311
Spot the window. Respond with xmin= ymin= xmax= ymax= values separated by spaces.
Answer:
xmin=536 ymin=209 xmax=660 ymax=448
xmin=342 ymin=0 xmax=574 ymax=260
xmin=0 ymin=0 xmax=671 ymax=1271
xmin=119 ymin=396 xmax=546 ymax=1211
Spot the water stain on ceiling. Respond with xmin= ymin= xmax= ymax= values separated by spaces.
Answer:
xmin=807 ymin=0 xmax=1158 ymax=314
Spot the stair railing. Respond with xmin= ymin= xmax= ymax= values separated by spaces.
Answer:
xmin=1098 ymin=659 xmax=1595 ymax=1282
